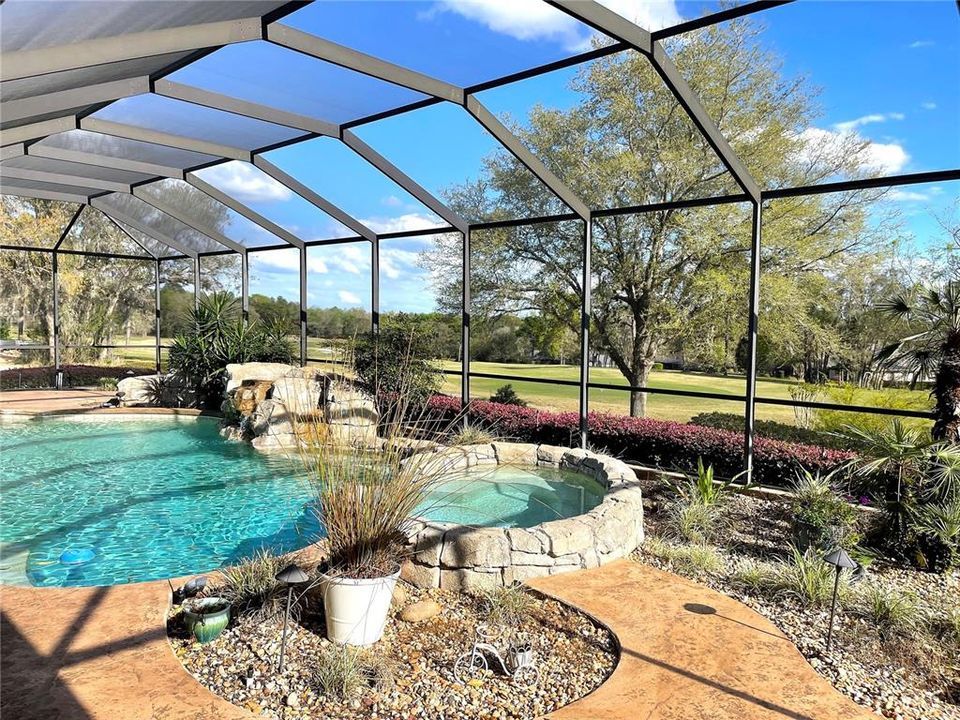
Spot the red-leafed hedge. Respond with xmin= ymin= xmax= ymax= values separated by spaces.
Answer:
xmin=428 ymin=395 xmax=855 ymax=488
xmin=0 ymin=365 xmax=152 ymax=390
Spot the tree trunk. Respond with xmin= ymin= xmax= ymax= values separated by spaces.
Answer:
xmin=628 ymin=359 xmax=655 ymax=418
xmin=933 ymin=329 xmax=960 ymax=442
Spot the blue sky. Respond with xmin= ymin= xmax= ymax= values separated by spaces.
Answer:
xmin=153 ymin=1 xmax=960 ymax=310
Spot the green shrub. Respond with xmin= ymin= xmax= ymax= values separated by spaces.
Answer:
xmin=814 ymin=384 xmax=931 ymax=436
xmin=352 ymin=316 xmax=441 ymax=411
xmin=96 ymin=376 xmax=118 ymax=390
xmin=850 ymin=584 xmax=920 ymax=640
xmin=0 ymin=319 xmax=11 ymax=341
xmin=790 ymin=470 xmax=859 ymax=551
xmin=689 ymin=411 xmax=848 ymax=450
xmin=652 ymin=362 xmax=664 ymax=371
xmin=489 ymin=384 xmax=527 ymax=407
xmin=216 ymin=549 xmax=292 ymax=621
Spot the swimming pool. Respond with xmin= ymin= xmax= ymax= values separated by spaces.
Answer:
xmin=0 ymin=417 xmax=604 ymax=587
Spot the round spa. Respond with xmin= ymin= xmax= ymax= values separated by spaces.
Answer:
xmin=0 ymin=418 xmax=642 ymax=589
xmin=401 ymin=442 xmax=646 ymax=591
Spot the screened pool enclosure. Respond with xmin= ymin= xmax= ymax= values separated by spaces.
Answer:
xmin=2 ymin=0 xmax=958 ymax=479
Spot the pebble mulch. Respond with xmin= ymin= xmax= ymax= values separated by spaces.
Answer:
xmin=169 ymin=584 xmax=617 ymax=720
xmin=636 ymin=476 xmax=960 ymax=720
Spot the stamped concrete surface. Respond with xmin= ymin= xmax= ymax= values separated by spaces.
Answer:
xmin=530 ymin=560 xmax=874 ymax=720
xmin=0 ymin=388 xmax=208 ymax=418
xmin=1 ymin=580 xmax=249 ymax=720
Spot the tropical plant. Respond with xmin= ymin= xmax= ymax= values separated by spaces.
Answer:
xmin=489 ymin=384 xmax=527 ymax=407
xmin=668 ymin=458 xmax=739 ymax=507
xmin=168 ymin=293 xmax=295 ymax=408
xmin=875 ymin=280 xmax=960 ymax=441
xmin=789 ymin=469 xmax=859 ymax=551
xmin=96 ymin=376 xmax=118 ymax=391
xmin=838 ymin=421 xmax=960 ymax=557
xmin=910 ymin=497 xmax=960 ymax=572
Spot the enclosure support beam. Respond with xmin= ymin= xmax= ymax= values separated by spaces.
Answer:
xmin=155 ymin=259 xmax=162 ymax=374
xmin=371 ymin=237 xmax=380 ymax=335
xmin=743 ymin=200 xmax=763 ymax=479
xmin=579 ymin=216 xmax=592 ymax=449
xmin=299 ymin=245 xmax=307 ymax=367
xmin=461 ymin=228 xmax=471 ymax=408
xmin=52 ymin=250 xmax=60 ymax=381
xmin=193 ymin=257 xmax=200 ymax=309
xmin=53 ymin=206 xmax=85 ymax=250
xmin=241 ymin=250 xmax=250 ymax=323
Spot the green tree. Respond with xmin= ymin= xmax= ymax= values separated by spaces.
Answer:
xmin=424 ymin=18 xmax=889 ymax=416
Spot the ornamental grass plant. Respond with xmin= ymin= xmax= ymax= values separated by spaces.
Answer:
xmin=290 ymin=341 xmax=468 ymax=580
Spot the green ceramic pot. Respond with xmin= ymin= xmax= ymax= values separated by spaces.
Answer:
xmin=183 ymin=597 xmax=231 ymax=644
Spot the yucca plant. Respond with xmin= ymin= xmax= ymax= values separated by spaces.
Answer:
xmin=667 ymin=458 xmax=741 ymax=507
xmin=773 ymin=545 xmax=849 ymax=607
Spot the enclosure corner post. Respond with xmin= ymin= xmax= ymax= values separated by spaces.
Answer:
xmin=579 ymin=214 xmax=592 ymax=449
xmin=193 ymin=256 xmax=200 ymax=309
xmin=241 ymin=249 xmax=250 ymax=324
xmin=461 ymin=227 xmax=471 ymax=408
xmin=52 ymin=250 xmax=60 ymax=380
xmin=743 ymin=198 xmax=762 ymax=480
xmin=371 ymin=236 xmax=380 ymax=335
xmin=154 ymin=258 xmax=161 ymax=374
xmin=299 ymin=244 xmax=307 ymax=367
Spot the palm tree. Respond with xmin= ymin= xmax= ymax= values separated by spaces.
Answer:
xmin=876 ymin=280 xmax=960 ymax=441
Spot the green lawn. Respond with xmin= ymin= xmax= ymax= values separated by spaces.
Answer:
xmin=440 ymin=361 xmax=794 ymax=423
xmin=102 ymin=337 xmax=930 ymax=426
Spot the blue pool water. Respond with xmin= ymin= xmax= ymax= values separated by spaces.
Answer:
xmin=0 ymin=418 xmax=604 ymax=588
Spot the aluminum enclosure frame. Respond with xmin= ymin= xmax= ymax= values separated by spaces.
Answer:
xmin=1 ymin=0 xmax=958 ymax=482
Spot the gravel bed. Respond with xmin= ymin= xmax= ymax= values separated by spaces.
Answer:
xmin=169 ymin=584 xmax=617 ymax=720
xmin=637 ymin=476 xmax=960 ymax=720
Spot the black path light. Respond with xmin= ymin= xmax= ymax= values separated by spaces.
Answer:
xmin=823 ymin=548 xmax=856 ymax=652
xmin=275 ymin=563 xmax=310 ymax=673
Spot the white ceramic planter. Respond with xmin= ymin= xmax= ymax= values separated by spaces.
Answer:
xmin=320 ymin=569 xmax=400 ymax=646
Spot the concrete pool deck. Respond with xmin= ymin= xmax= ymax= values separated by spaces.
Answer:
xmin=0 ymin=561 xmax=872 ymax=720
xmin=0 ymin=388 xmax=208 ymax=418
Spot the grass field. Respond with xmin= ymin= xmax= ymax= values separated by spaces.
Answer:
xmin=39 ymin=337 xmax=929 ymax=426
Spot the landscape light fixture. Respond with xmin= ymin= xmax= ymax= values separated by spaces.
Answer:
xmin=275 ymin=563 xmax=310 ymax=673
xmin=823 ymin=548 xmax=856 ymax=652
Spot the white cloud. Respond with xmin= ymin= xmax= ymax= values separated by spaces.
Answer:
xmin=833 ymin=112 xmax=904 ymax=133
xmin=197 ymin=162 xmax=291 ymax=204
xmin=922 ymin=101 xmax=937 ymax=110
xmin=796 ymin=127 xmax=910 ymax=175
xmin=360 ymin=213 xmax=446 ymax=235
xmin=908 ymin=40 xmax=934 ymax=48
xmin=430 ymin=0 xmax=681 ymax=52
xmin=887 ymin=189 xmax=929 ymax=202
xmin=381 ymin=195 xmax=404 ymax=208
xmin=338 ymin=290 xmax=362 ymax=305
